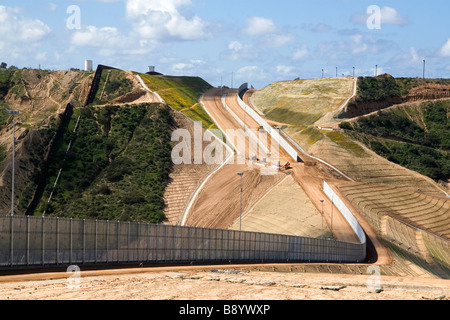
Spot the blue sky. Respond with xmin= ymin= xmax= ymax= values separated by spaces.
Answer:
xmin=1 ymin=0 xmax=450 ymax=88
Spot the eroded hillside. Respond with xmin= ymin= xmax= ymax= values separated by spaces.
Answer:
xmin=0 ymin=68 xmax=94 ymax=215
xmin=0 ymin=67 xmax=217 ymax=224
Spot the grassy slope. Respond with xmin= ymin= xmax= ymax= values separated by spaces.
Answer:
xmin=138 ymin=73 xmax=216 ymax=130
xmin=137 ymin=72 xmax=226 ymax=148
xmin=251 ymin=77 xmax=360 ymax=154
xmin=251 ymin=77 xmax=355 ymax=126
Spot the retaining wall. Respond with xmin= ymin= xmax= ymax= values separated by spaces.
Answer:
xmin=237 ymin=84 xmax=300 ymax=162
xmin=323 ymin=181 xmax=366 ymax=245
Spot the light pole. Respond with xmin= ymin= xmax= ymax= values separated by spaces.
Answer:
xmin=423 ymin=60 xmax=426 ymax=79
xmin=320 ymin=200 xmax=324 ymax=239
xmin=5 ymin=110 xmax=19 ymax=216
xmin=330 ymin=196 xmax=334 ymax=240
xmin=237 ymin=172 xmax=244 ymax=232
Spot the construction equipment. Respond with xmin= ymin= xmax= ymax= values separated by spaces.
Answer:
xmin=280 ymin=162 xmax=291 ymax=171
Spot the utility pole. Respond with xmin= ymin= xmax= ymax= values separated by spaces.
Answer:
xmin=331 ymin=196 xmax=334 ymax=240
xmin=320 ymin=200 xmax=324 ymax=239
xmin=423 ymin=60 xmax=426 ymax=79
xmin=5 ymin=110 xmax=19 ymax=216
xmin=336 ymin=67 xmax=338 ymax=77
xmin=322 ymin=69 xmax=324 ymax=78
xmin=353 ymin=67 xmax=355 ymax=77
xmin=237 ymin=172 xmax=244 ymax=231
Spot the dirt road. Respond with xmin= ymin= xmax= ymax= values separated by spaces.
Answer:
xmin=0 ymin=264 xmax=448 ymax=300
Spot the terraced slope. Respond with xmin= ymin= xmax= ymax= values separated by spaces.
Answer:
xmin=338 ymin=183 xmax=449 ymax=240
xmin=249 ymin=76 xmax=450 ymax=277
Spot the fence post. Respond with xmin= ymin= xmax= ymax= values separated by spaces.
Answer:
xmin=56 ymin=217 xmax=59 ymax=266
xmin=26 ymin=216 xmax=30 ymax=266
xmin=128 ymin=222 xmax=130 ymax=263
xmin=95 ymin=219 xmax=98 ymax=264
xmin=106 ymin=220 xmax=109 ymax=264
xmin=41 ymin=217 xmax=45 ymax=267
xmin=147 ymin=223 xmax=150 ymax=263
xmin=10 ymin=216 xmax=13 ymax=268
xmin=69 ymin=218 xmax=73 ymax=265
xmin=82 ymin=219 xmax=86 ymax=265
xmin=117 ymin=221 xmax=120 ymax=264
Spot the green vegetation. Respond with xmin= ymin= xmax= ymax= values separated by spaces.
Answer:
xmin=93 ymin=69 xmax=134 ymax=105
xmin=0 ymin=69 xmax=15 ymax=99
xmin=353 ymin=75 xmax=401 ymax=102
xmin=138 ymin=73 xmax=216 ymax=129
xmin=35 ymin=103 xmax=174 ymax=223
xmin=264 ymin=108 xmax=322 ymax=127
xmin=340 ymin=100 xmax=450 ymax=181
xmin=325 ymin=131 xmax=368 ymax=158
xmin=348 ymin=75 xmax=450 ymax=107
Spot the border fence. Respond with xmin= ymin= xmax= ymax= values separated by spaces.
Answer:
xmin=0 ymin=215 xmax=366 ymax=269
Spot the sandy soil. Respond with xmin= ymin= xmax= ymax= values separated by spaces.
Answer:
xmin=0 ymin=265 xmax=448 ymax=300
xmin=229 ymin=174 xmax=331 ymax=238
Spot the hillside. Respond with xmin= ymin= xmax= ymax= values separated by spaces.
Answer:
xmin=340 ymin=75 xmax=450 ymax=118
xmin=137 ymin=73 xmax=215 ymax=130
xmin=250 ymin=77 xmax=355 ymax=127
xmin=340 ymin=100 xmax=450 ymax=183
xmin=249 ymin=75 xmax=450 ymax=277
xmin=0 ymin=68 xmax=94 ymax=216
xmin=0 ymin=67 xmax=218 ymax=224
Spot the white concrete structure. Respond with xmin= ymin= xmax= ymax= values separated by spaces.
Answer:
xmin=85 ymin=60 xmax=93 ymax=72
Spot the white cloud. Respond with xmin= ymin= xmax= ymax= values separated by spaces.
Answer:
xmin=236 ymin=66 xmax=266 ymax=81
xmin=380 ymin=7 xmax=409 ymax=25
xmin=276 ymin=65 xmax=295 ymax=76
xmin=292 ymin=45 xmax=309 ymax=60
xmin=221 ymin=41 xmax=256 ymax=61
xmin=125 ymin=0 xmax=210 ymax=41
xmin=0 ymin=6 xmax=51 ymax=43
xmin=439 ymin=39 xmax=450 ymax=57
xmin=243 ymin=16 xmax=293 ymax=48
xmin=0 ymin=6 xmax=51 ymax=63
xmin=70 ymin=25 xmax=156 ymax=57
xmin=172 ymin=59 xmax=205 ymax=74
xmin=260 ymin=33 xmax=294 ymax=48
xmin=352 ymin=6 xmax=408 ymax=26
xmin=243 ymin=17 xmax=277 ymax=36
xmin=72 ymin=26 xmax=127 ymax=48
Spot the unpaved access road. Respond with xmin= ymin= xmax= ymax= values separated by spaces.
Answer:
xmin=0 ymin=265 xmax=448 ymax=300
xmin=198 ymin=88 xmax=361 ymax=244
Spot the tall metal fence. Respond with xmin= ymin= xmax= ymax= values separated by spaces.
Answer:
xmin=0 ymin=215 xmax=366 ymax=269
